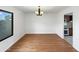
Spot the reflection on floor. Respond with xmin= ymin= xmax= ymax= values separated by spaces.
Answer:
xmin=6 ymin=34 xmax=77 ymax=52
xmin=64 ymin=36 xmax=73 ymax=45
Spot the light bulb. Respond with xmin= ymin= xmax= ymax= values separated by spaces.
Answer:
xmin=35 ymin=11 xmax=38 ymax=14
xmin=40 ymin=11 xmax=44 ymax=14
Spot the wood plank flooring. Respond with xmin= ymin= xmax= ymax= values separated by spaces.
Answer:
xmin=6 ymin=34 xmax=77 ymax=52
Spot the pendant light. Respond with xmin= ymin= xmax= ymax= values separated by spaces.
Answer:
xmin=35 ymin=6 xmax=44 ymax=16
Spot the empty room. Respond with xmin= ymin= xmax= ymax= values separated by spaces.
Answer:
xmin=0 ymin=6 xmax=79 ymax=52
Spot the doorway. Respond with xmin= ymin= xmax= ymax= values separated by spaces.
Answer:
xmin=64 ymin=13 xmax=73 ymax=45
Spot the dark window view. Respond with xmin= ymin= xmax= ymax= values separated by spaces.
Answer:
xmin=0 ymin=10 xmax=13 ymax=41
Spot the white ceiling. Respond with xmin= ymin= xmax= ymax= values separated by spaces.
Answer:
xmin=16 ymin=6 xmax=69 ymax=13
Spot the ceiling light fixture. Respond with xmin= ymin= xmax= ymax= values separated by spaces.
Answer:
xmin=35 ymin=6 xmax=44 ymax=16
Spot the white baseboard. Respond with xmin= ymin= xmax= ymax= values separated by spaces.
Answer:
xmin=4 ymin=34 xmax=25 ymax=52
xmin=26 ymin=32 xmax=56 ymax=34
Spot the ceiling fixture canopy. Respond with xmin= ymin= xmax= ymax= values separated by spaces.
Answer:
xmin=35 ymin=6 xmax=44 ymax=16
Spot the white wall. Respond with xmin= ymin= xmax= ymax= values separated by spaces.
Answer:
xmin=25 ymin=13 xmax=58 ymax=34
xmin=0 ymin=6 xmax=25 ymax=52
xmin=57 ymin=6 xmax=79 ymax=51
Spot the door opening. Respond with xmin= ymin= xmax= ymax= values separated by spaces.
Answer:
xmin=64 ymin=13 xmax=73 ymax=45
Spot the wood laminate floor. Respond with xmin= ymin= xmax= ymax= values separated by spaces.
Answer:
xmin=6 ymin=34 xmax=77 ymax=52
